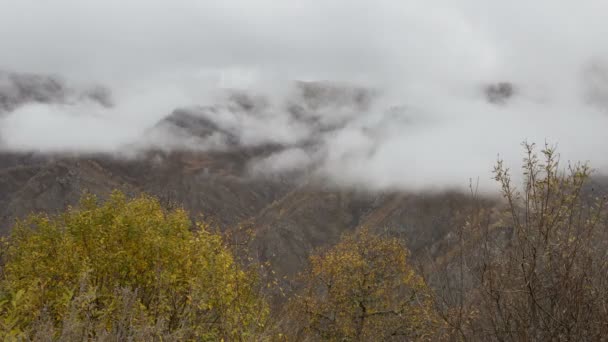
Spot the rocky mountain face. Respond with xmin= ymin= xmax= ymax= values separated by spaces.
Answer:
xmin=0 ymin=73 xmax=544 ymax=277
xmin=0 ymin=148 xmax=491 ymax=277
xmin=0 ymin=71 xmax=112 ymax=113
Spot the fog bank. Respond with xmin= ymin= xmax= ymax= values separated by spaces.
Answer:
xmin=1 ymin=0 xmax=608 ymax=191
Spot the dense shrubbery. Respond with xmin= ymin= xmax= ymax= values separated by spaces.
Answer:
xmin=288 ymin=229 xmax=441 ymax=341
xmin=0 ymin=192 xmax=268 ymax=341
xmin=432 ymin=143 xmax=608 ymax=341
xmin=475 ymin=143 xmax=608 ymax=340
xmin=0 ymin=192 xmax=437 ymax=341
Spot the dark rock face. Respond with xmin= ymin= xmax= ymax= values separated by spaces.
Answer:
xmin=0 ymin=72 xmax=68 ymax=112
xmin=294 ymin=81 xmax=374 ymax=111
xmin=80 ymin=85 xmax=114 ymax=108
xmin=158 ymin=108 xmax=241 ymax=146
xmin=484 ymin=82 xmax=514 ymax=104
xmin=226 ymin=91 xmax=269 ymax=112
xmin=0 ymin=71 xmax=113 ymax=113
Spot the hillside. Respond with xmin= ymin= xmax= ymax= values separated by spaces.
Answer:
xmin=0 ymin=148 xmax=493 ymax=280
xmin=0 ymin=76 xmax=478 ymax=278
xmin=0 ymin=73 xmax=604 ymax=281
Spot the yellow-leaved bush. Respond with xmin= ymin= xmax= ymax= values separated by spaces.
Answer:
xmin=289 ymin=228 xmax=442 ymax=341
xmin=0 ymin=191 xmax=268 ymax=341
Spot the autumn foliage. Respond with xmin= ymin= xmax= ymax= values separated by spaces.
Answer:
xmin=289 ymin=229 xmax=441 ymax=341
xmin=432 ymin=143 xmax=608 ymax=341
xmin=1 ymin=143 xmax=607 ymax=341
xmin=0 ymin=192 xmax=267 ymax=341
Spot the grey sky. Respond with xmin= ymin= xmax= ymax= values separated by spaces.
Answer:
xmin=1 ymin=0 xmax=604 ymax=82
xmin=1 ymin=0 xmax=608 ymax=191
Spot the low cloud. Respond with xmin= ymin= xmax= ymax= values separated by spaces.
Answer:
xmin=1 ymin=0 xmax=608 ymax=191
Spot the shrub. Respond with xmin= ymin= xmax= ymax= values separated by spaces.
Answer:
xmin=0 ymin=191 xmax=268 ymax=341
xmin=289 ymin=228 xmax=441 ymax=341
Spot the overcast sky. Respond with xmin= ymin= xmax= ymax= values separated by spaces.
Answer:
xmin=1 ymin=0 xmax=608 ymax=191
xmin=2 ymin=0 xmax=606 ymax=83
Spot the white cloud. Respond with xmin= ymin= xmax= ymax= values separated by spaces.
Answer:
xmin=1 ymin=0 xmax=608 ymax=191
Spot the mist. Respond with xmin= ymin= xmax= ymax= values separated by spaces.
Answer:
xmin=1 ymin=0 xmax=608 ymax=191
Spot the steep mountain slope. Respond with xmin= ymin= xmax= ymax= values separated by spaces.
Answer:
xmin=0 ymin=70 xmax=112 ymax=113
xmin=0 ymin=150 xmax=291 ymax=235
xmin=249 ymin=190 xmax=495 ymax=276
xmin=0 ymin=150 xmax=492 ymax=279
xmin=0 ymin=76 xmax=550 ymax=277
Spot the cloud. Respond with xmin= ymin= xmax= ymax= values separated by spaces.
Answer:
xmin=1 ymin=0 xmax=608 ymax=191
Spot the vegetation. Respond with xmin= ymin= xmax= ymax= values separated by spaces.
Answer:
xmin=0 ymin=192 xmax=268 ymax=341
xmin=288 ymin=229 xmax=441 ymax=341
xmin=475 ymin=143 xmax=608 ymax=340
xmin=1 ymin=143 xmax=607 ymax=341
xmin=432 ymin=143 xmax=608 ymax=341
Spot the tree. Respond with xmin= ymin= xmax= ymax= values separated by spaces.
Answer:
xmin=0 ymin=191 xmax=269 ymax=341
xmin=436 ymin=143 xmax=608 ymax=341
xmin=289 ymin=228 xmax=441 ymax=341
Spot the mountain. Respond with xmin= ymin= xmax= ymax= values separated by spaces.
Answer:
xmin=0 ymin=70 xmax=112 ymax=113
xmin=0 ymin=150 xmax=495 ymax=279
xmin=0 ymin=75 xmax=560 ymax=278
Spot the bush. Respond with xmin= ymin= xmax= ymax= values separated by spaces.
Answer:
xmin=289 ymin=228 xmax=441 ymax=341
xmin=434 ymin=143 xmax=608 ymax=341
xmin=0 ymin=191 xmax=268 ymax=341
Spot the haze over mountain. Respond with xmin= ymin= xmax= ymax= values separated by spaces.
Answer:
xmin=2 ymin=0 xmax=608 ymax=278
xmin=2 ymin=0 xmax=608 ymax=190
